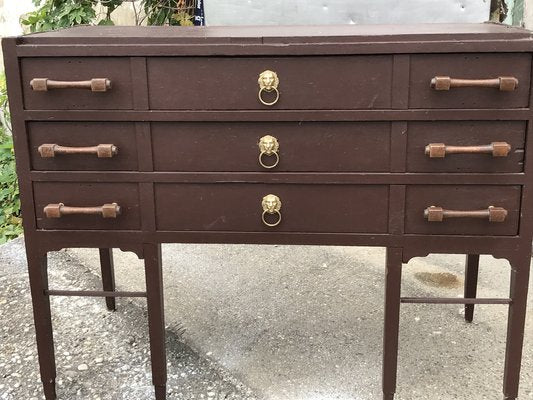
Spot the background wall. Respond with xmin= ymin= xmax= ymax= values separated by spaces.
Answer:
xmin=525 ymin=0 xmax=533 ymax=29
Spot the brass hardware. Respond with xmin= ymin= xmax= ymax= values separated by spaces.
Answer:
xmin=261 ymin=194 xmax=282 ymax=227
xmin=44 ymin=203 xmax=121 ymax=219
xmin=30 ymin=78 xmax=112 ymax=92
xmin=425 ymin=142 xmax=511 ymax=158
xmin=38 ymin=144 xmax=118 ymax=158
xmin=258 ymin=70 xmax=280 ymax=106
xmin=430 ymin=76 xmax=518 ymax=91
xmin=424 ymin=205 xmax=507 ymax=222
xmin=258 ymin=135 xmax=280 ymax=169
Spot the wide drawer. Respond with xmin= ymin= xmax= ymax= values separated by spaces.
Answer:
xmin=21 ymin=57 xmax=134 ymax=110
xmin=405 ymin=185 xmax=521 ymax=236
xmin=406 ymin=121 xmax=526 ymax=173
xmin=152 ymin=122 xmax=391 ymax=172
xmin=409 ymin=53 xmax=531 ymax=109
xmin=147 ymin=56 xmax=393 ymax=110
xmin=29 ymin=122 xmax=138 ymax=171
xmin=33 ymin=182 xmax=141 ymax=230
xmin=154 ymin=184 xmax=389 ymax=233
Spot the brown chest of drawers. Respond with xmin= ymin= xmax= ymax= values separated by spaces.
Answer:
xmin=3 ymin=23 xmax=533 ymax=400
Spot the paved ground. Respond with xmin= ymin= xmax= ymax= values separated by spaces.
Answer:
xmin=0 ymin=238 xmax=255 ymax=400
xmin=1 ymin=237 xmax=532 ymax=399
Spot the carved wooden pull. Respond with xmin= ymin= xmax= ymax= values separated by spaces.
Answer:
xmin=424 ymin=206 xmax=507 ymax=223
xmin=30 ymin=78 xmax=111 ymax=92
xmin=38 ymin=144 xmax=118 ymax=158
xmin=431 ymin=76 xmax=518 ymax=91
xmin=44 ymin=203 xmax=121 ymax=219
xmin=425 ymin=142 xmax=511 ymax=158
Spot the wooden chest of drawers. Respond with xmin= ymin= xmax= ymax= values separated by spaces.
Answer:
xmin=3 ymin=23 xmax=533 ymax=400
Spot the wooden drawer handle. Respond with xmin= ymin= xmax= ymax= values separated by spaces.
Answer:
xmin=431 ymin=76 xmax=518 ymax=91
xmin=38 ymin=143 xmax=118 ymax=158
xmin=44 ymin=203 xmax=121 ymax=219
xmin=424 ymin=206 xmax=507 ymax=222
xmin=425 ymin=142 xmax=511 ymax=158
xmin=30 ymin=78 xmax=111 ymax=92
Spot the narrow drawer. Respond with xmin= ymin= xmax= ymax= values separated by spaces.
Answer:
xmin=21 ymin=57 xmax=133 ymax=110
xmin=409 ymin=53 xmax=531 ymax=109
xmin=154 ymin=184 xmax=389 ymax=233
xmin=34 ymin=182 xmax=141 ymax=230
xmin=405 ymin=185 xmax=521 ymax=236
xmin=152 ymin=122 xmax=391 ymax=172
xmin=406 ymin=121 xmax=526 ymax=173
xmin=29 ymin=122 xmax=138 ymax=171
xmin=147 ymin=56 xmax=393 ymax=110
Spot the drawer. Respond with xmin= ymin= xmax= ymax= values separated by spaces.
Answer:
xmin=33 ymin=182 xmax=141 ymax=230
xmin=405 ymin=185 xmax=521 ymax=236
xmin=152 ymin=122 xmax=391 ymax=172
xmin=154 ymin=184 xmax=389 ymax=233
xmin=147 ymin=56 xmax=393 ymax=110
xmin=21 ymin=57 xmax=133 ymax=110
xmin=409 ymin=53 xmax=531 ymax=109
xmin=406 ymin=121 xmax=526 ymax=173
xmin=29 ymin=122 xmax=138 ymax=171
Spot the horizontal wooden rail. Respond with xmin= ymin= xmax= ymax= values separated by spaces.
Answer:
xmin=401 ymin=297 xmax=512 ymax=305
xmin=45 ymin=290 xmax=146 ymax=298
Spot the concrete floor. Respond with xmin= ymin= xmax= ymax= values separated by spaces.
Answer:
xmin=69 ymin=244 xmax=533 ymax=400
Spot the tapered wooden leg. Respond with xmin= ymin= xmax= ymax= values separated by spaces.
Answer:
xmin=26 ymin=242 xmax=56 ymax=400
xmin=464 ymin=254 xmax=480 ymax=323
xmin=502 ymin=253 xmax=530 ymax=400
xmin=383 ymin=247 xmax=403 ymax=400
xmin=99 ymin=248 xmax=116 ymax=311
xmin=144 ymin=243 xmax=167 ymax=400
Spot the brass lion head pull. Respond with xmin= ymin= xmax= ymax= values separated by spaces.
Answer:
xmin=258 ymin=70 xmax=280 ymax=106
xmin=258 ymin=135 xmax=280 ymax=169
xmin=261 ymin=194 xmax=282 ymax=227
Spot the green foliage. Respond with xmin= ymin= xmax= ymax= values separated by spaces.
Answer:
xmin=144 ymin=0 xmax=194 ymax=26
xmin=0 ymin=75 xmax=22 ymax=244
xmin=21 ymin=0 xmax=196 ymax=32
xmin=22 ymin=0 xmax=98 ymax=32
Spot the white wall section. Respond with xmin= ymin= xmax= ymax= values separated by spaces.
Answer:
xmin=204 ymin=0 xmax=491 ymax=26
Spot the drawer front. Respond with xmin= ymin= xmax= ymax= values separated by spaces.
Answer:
xmin=405 ymin=185 xmax=521 ymax=236
xmin=406 ymin=121 xmax=526 ymax=173
xmin=152 ymin=122 xmax=391 ymax=172
xmin=29 ymin=122 xmax=138 ymax=171
xmin=34 ymin=182 xmax=141 ymax=230
xmin=21 ymin=57 xmax=133 ymax=110
xmin=148 ymin=56 xmax=393 ymax=110
xmin=155 ymin=184 xmax=389 ymax=233
xmin=409 ymin=53 xmax=531 ymax=109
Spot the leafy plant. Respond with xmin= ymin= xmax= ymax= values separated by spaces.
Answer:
xmin=144 ymin=0 xmax=194 ymax=26
xmin=21 ymin=0 xmax=197 ymax=32
xmin=22 ymin=0 xmax=98 ymax=32
xmin=0 ymin=74 xmax=22 ymax=244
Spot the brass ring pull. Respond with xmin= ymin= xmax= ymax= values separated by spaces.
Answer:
xmin=258 ymin=70 xmax=280 ymax=106
xmin=258 ymin=135 xmax=280 ymax=169
xmin=261 ymin=194 xmax=282 ymax=227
